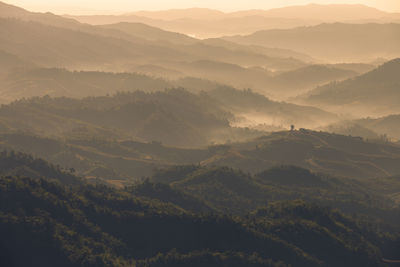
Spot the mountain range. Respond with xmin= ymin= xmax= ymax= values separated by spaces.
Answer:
xmin=1 ymin=1 xmax=400 ymax=266
xmin=300 ymin=58 xmax=400 ymax=116
xmin=225 ymin=23 xmax=400 ymax=62
xmin=68 ymin=4 xmax=400 ymax=38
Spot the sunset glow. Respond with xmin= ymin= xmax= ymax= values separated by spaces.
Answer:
xmin=4 ymin=0 xmax=400 ymax=14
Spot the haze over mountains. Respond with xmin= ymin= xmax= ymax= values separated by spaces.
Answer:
xmin=300 ymin=58 xmax=400 ymax=115
xmin=0 ymin=0 xmax=399 ymax=139
xmin=69 ymin=4 xmax=400 ymax=38
xmin=226 ymin=23 xmax=400 ymax=62
xmin=0 ymin=0 xmax=399 ymax=134
xmin=1 ymin=1 xmax=400 ymax=266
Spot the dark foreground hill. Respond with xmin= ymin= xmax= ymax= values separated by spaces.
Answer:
xmin=0 ymin=150 xmax=79 ymax=184
xmin=0 ymin=149 xmax=398 ymax=266
xmin=0 ymin=174 xmax=390 ymax=267
xmin=150 ymin=165 xmax=400 ymax=221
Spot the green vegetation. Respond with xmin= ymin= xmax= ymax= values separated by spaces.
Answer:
xmin=0 ymin=175 xmax=319 ymax=266
xmin=151 ymin=165 xmax=400 ymax=226
xmin=0 ymin=150 xmax=80 ymax=184
xmin=0 ymin=89 xmax=234 ymax=147
xmin=0 ymin=88 xmax=338 ymax=149
xmin=0 ymin=175 xmax=390 ymax=267
xmin=1 ymin=2 xmax=400 ymax=266
xmin=1 ymin=128 xmax=400 ymax=182
xmin=0 ymin=151 xmax=398 ymax=266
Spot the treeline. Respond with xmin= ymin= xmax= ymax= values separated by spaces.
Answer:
xmin=0 ymin=151 xmax=399 ymax=266
xmin=0 ymin=150 xmax=80 ymax=184
xmin=0 ymin=175 xmax=387 ymax=267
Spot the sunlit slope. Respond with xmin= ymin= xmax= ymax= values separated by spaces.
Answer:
xmin=225 ymin=23 xmax=400 ymax=62
xmin=301 ymin=58 xmax=400 ymax=115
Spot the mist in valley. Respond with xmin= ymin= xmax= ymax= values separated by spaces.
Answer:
xmin=0 ymin=0 xmax=400 ymax=266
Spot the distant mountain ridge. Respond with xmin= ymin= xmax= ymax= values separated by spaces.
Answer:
xmin=127 ymin=8 xmax=226 ymax=20
xmin=1 ymin=2 xmax=400 ymax=266
xmin=125 ymin=4 xmax=399 ymax=21
xmin=225 ymin=23 xmax=400 ymax=62
xmin=0 ymin=4 xmax=314 ymax=79
xmin=301 ymin=58 xmax=400 ymax=115
xmin=267 ymin=65 xmax=357 ymax=96
xmin=229 ymin=4 xmax=399 ymax=21
xmin=66 ymin=4 xmax=400 ymax=38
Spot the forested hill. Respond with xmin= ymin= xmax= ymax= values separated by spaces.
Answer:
xmin=202 ymin=129 xmax=400 ymax=179
xmin=0 ymin=174 xmax=390 ymax=267
xmin=0 ymin=128 xmax=400 ymax=182
xmin=0 ymin=2 xmax=399 ymax=266
xmin=150 ymin=165 xmax=400 ymax=221
xmin=0 ymin=88 xmax=339 ymax=147
xmin=0 ymin=89 xmax=233 ymax=147
xmin=0 ymin=150 xmax=79 ymax=184
xmin=0 ymin=143 xmax=399 ymax=266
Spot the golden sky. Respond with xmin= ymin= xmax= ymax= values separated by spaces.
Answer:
xmin=4 ymin=0 xmax=400 ymax=14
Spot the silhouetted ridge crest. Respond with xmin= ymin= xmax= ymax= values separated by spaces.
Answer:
xmin=0 ymin=150 xmax=80 ymax=184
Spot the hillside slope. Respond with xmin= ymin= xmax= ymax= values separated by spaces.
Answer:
xmin=301 ymin=58 xmax=400 ymax=115
xmin=225 ymin=23 xmax=400 ymax=62
xmin=0 ymin=174 xmax=389 ymax=267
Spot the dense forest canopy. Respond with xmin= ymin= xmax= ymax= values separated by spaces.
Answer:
xmin=0 ymin=1 xmax=400 ymax=266
xmin=1 ymin=153 xmax=399 ymax=266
